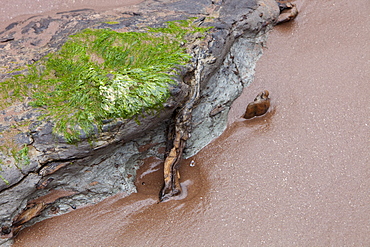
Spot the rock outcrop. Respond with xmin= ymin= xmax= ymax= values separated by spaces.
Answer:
xmin=0 ymin=0 xmax=280 ymax=243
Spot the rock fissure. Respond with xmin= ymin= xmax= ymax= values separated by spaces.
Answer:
xmin=160 ymin=48 xmax=205 ymax=201
xmin=0 ymin=172 xmax=35 ymax=194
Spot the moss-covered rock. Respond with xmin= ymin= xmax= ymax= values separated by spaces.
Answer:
xmin=0 ymin=0 xmax=279 ymax=243
xmin=2 ymin=19 xmax=210 ymax=142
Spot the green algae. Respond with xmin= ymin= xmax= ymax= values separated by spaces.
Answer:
xmin=0 ymin=18 xmax=211 ymax=142
xmin=11 ymin=145 xmax=30 ymax=169
xmin=0 ymin=145 xmax=30 ymax=185
xmin=103 ymin=21 xmax=120 ymax=25
xmin=0 ymin=173 xmax=9 ymax=185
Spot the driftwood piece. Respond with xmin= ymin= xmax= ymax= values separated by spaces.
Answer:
xmin=243 ymin=90 xmax=271 ymax=119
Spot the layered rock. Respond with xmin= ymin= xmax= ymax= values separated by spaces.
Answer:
xmin=0 ymin=0 xmax=279 ymax=243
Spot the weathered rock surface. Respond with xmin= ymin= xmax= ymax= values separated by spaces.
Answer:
xmin=0 ymin=0 xmax=280 ymax=244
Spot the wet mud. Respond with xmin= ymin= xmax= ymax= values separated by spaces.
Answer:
xmin=13 ymin=0 xmax=370 ymax=246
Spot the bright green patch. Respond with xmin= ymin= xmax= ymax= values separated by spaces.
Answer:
xmin=104 ymin=21 xmax=120 ymax=25
xmin=0 ymin=18 xmax=211 ymax=142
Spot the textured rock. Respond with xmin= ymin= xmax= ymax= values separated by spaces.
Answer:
xmin=0 ymin=0 xmax=280 ymax=243
xmin=185 ymin=34 xmax=268 ymax=157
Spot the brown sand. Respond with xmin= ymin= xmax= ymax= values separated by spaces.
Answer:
xmin=13 ymin=0 xmax=370 ymax=246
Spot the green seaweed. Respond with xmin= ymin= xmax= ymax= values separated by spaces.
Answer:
xmin=0 ymin=175 xmax=9 ymax=185
xmin=0 ymin=18 xmax=211 ymax=142
xmin=11 ymin=145 xmax=30 ymax=169
xmin=103 ymin=21 xmax=120 ymax=25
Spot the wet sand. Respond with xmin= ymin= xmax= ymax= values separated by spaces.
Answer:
xmin=0 ymin=0 xmax=143 ymax=30
xmin=13 ymin=0 xmax=370 ymax=246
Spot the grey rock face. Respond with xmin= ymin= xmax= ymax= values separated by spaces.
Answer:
xmin=0 ymin=0 xmax=279 ymax=244
xmin=185 ymin=34 xmax=269 ymax=157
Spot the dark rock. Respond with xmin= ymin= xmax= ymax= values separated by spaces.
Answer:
xmin=4 ymin=22 xmax=19 ymax=31
xmin=56 ymin=8 xmax=94 ymax=14
xmin=15 ymin=133 xmax=33 ymax=145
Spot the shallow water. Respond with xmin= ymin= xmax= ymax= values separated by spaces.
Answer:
xmin=13 ymin=0 xmax=370 ymax=246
